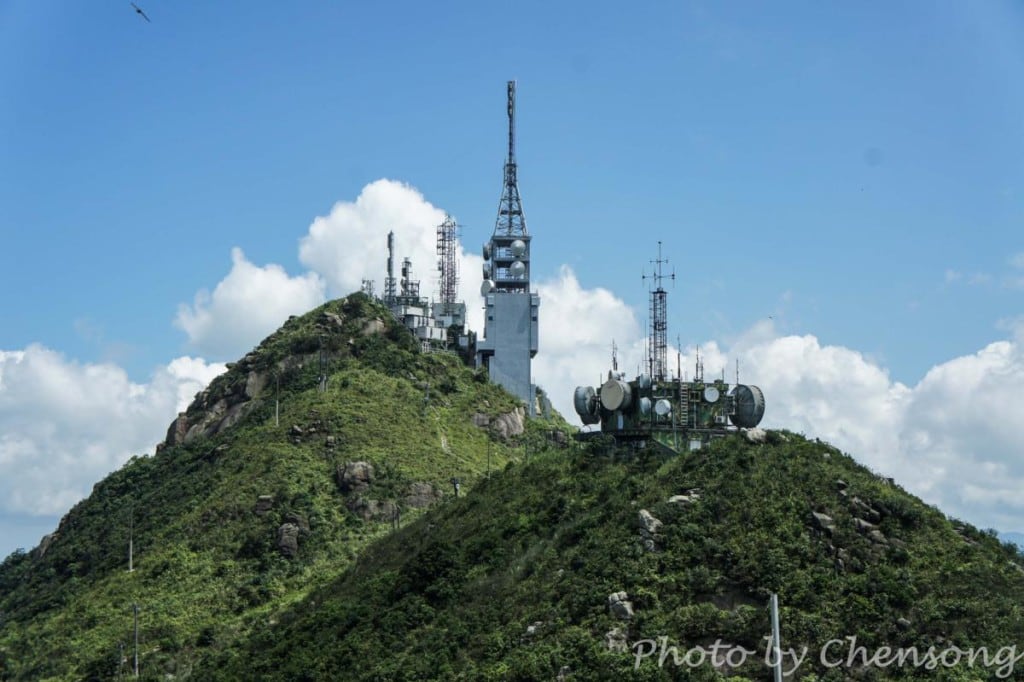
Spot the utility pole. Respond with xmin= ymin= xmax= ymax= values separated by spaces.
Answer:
xmin=127 ymin=504 xmax=134 ymax=573
xmin=769 ymin=593 xmax=782 ymax=682
xmin=274 ymin=371 xmax=280 ymax=427
xmin=132 ymin=603 xmax=139 ymax=679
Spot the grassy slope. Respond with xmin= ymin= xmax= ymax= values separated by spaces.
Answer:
xmin=208 ymin=433 xmax=1024 ymax=681
xmin=0 ymin=294 xmax=567 ymax=681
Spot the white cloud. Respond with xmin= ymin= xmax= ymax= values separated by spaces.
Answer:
xmin=533 ymin=266 xmax=644 ymax=422
xmin=0 ymin=346 xmax=225 ymax=517
xmin=1010 ymin=252 xmax=1024 ymax=270
xmin=175 ymin=248 xmax=326 ymax=359
xmin=298 ymin=178 xmax=486 ymax=331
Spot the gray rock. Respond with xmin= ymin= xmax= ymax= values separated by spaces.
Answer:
xmin=338 ymin=461 xmax=374 ymax=493
xmin=605 ymin=627 xmax=628 ymax=652
xmin=403 ymin=482 xmax=440 ymax=509
xmin=868 ymin=529 xmax=888 ymax=545
xmin=743 ymin=427 xmax=767 ymax=443
xmin=525 ymin=621 xmax=543 ymax=637
xmin=668 ymin=494 xmax=695 ymax=505
xmin=361 ymin=318 xmax=385 ymax=336
xmin=283 ymin=512 xmax=310 ymax=533
xmin=491 ymin=408 xmax=526 ymax=440
xmin=835 ymin=479 xmax=848 ymax=490
xmin=254 ymin=495 xmax=274 ymax=515
xmin=607 ymin=591 xmax=634 ymax=620
xmin=32 ymin=532 xmax=58 ymax=560
xmin=471 ymin=413 xmax=490 ymax=428
xmin=897 ymin=617 xmax=912 ymax=629
xmin=277 ymin=523 xmax=300 ymax=557
xmin=346 ymin=497 xmax=396 ymax=522
xmin=854 ymin=518 xmax=876 ymax=533
xmin=244 ymin=370 xmax=266 ymax=399
xmin=164 ymin=412 xmax=189 ymax=448
xmin=557 ymin=665 xmax=571 ymax=681
xmin=811 ymin=512 xmax=836 ymax=534
xmin=638 ymin=509 xmax=663 ymax=552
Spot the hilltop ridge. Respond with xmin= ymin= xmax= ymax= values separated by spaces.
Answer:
xmin=0 ymin=293 xmax=568 ymax=680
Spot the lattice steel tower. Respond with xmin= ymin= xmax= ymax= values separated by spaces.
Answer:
xmin=478 ymin=81 xmax=540 ymax=415
xmin=643 ymin=241 xmax=673 ymax=381
xmin=436 ymin=214 xmax=459 ymax=305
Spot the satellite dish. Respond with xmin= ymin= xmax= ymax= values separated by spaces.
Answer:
xmin=482 ymin=262 xmax=492 ymax=279
xmin=510 ymin=260 xmax=526 ymax=278
xmin=639 ymin=397 xmax=652 ymax=416
xmin=600 ymin=379 xmax=632 ymax=411
xmin=573 ymin=386 xmax=599 ymax=424
xmin=729 ymin=384 xmax=765 ymax=428
xmin=483 ymin=242 xmax=492 ymax=260
xmin=654 ymin=399 xmax=672 ymax=417
xmin=480 ymin=279 xmax=494 ymax=296
xmin=637 ymin=374 xmax=652 ymax=389
xmin=511 ymin=239 xmax=526 ymax=257
xmin=704 ymin=386 xmax=720 ymax=403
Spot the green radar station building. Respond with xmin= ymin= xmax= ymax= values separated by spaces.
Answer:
xmin=573 ymin=243 xmax=765 ymax=454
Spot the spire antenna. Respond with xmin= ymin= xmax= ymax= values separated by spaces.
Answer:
xmin=642 ymin=241 xmax=674 ymax=381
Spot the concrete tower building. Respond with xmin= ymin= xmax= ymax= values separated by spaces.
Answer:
xmin=477 ymin=81 xmax=540 ymax=415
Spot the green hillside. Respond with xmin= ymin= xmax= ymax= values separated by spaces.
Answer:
xmin=0 ymin=293 xmax=568 ymax=680
xmin=204 ymin=433 xmax=1024 ymax=681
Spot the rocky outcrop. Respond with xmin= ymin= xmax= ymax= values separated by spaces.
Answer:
xmin=743 ymin=427 xmax=767 ymax=443
xmin=337 ymin=461 xmax=374 ymax=494
xmin=31 ymin=532 xmax=58 ymax=560
xmin=254 ymin=495 xmax=274 ymax=515
xmin=605 ymin=627 xmax=628 ymax=652
xmin=638 ymin=509 xmax=663 ymax=552
xmin=491 ymin=408 xmax=526 ymax=440
xmin=361 ymin=318 xmax=385 ymax=336
xmin=607 ymin=591 xmax=634 ymax=620
xmin=277 ymin=523 xmax=300 ymax=557
xmin=346 ymin=497 xmax=397 ymax=522
xmin=403 ymin=482 xmax=441 ymax=509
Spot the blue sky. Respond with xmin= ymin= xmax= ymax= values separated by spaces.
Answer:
xmin=1 ymin=1 xmax=1023 ymax=558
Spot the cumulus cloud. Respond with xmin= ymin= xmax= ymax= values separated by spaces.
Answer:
xmin=175 ymin=248 xmax=326 ymax=359
xmin=533 ymin=266 xmax=644 ymax=422
xmin=0 ymin=346 xmax=224 ymax=517
xmin=297 ymin=179 xmax=486 ymax=331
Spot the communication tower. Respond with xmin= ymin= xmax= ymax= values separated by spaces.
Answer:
xmin=642 ymin=241 xmax=673 ymax=382
xmin=478 ymin=81 xmax=540 ymax=415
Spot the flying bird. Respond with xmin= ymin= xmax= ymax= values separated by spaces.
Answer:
xmin=130 ymin=2 xmax=151 ymax=22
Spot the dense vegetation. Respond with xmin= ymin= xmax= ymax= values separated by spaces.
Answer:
xmin=2 ymin=293 xmax=1022 ymax=680
xmin=0 ymin=294 xmax=568 ymax=680
xmin=205 ymin=433 xmax=1024 ymax=681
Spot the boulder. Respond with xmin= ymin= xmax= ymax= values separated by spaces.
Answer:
xmin=164 ymin=412 xmax=190 ymax=448
xmin=605 ymin=627 xmax=628 ymax=652
xmin=471 ymin=413 xmax=490 ymax=428
xmin=607 ymin=591 xmax=634 ymax=620
xmin=361 ymin=318 xmax=385 ymax=336
xmin=811 ymin=512 xmax=836 ymax=535
xmin=491 ymin=408 xmax=526 ymax=440
xmin=338 ymin=461 xmax=374 ymax=493
xmin=743 ymin=427 xmax=767 ymax=443
xmin=403 ymin=482 xmax=440 ymax=509
xmin=254 ymin=495 xmax=274 ymax=515
xmin=283 ymin=512 xmax=310 ymax=533
xmin=32 ymin=532 xmax=58 ymax=560
xmin=244 ymin=370 xmax=266 ymax=399
xmin=277 ymin=523 xmax=300 ymax=557
xmin=638 ymin=509 xmax=663 ymax=551
xmin=854 ymin=518 xmax=876 ymax=533
xmin=346 ymin=497 xmax=396 ymax=522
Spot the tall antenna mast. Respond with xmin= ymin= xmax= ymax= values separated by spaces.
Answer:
xmin=436 ymin=214 xmax=460 ymax=306
xmin=384 ymin=231 xmax=397 ymax=305
xmin=494 ymin=80 xmax=528 ymax=239
xmin=642 ymin=241 xmax=674 ymax=381
xmin=611 ymin=339 xmax=618 ymax=373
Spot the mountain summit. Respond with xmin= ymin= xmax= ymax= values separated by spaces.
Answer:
xmin=1 ymin=294 xmax=1022 ymax=681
